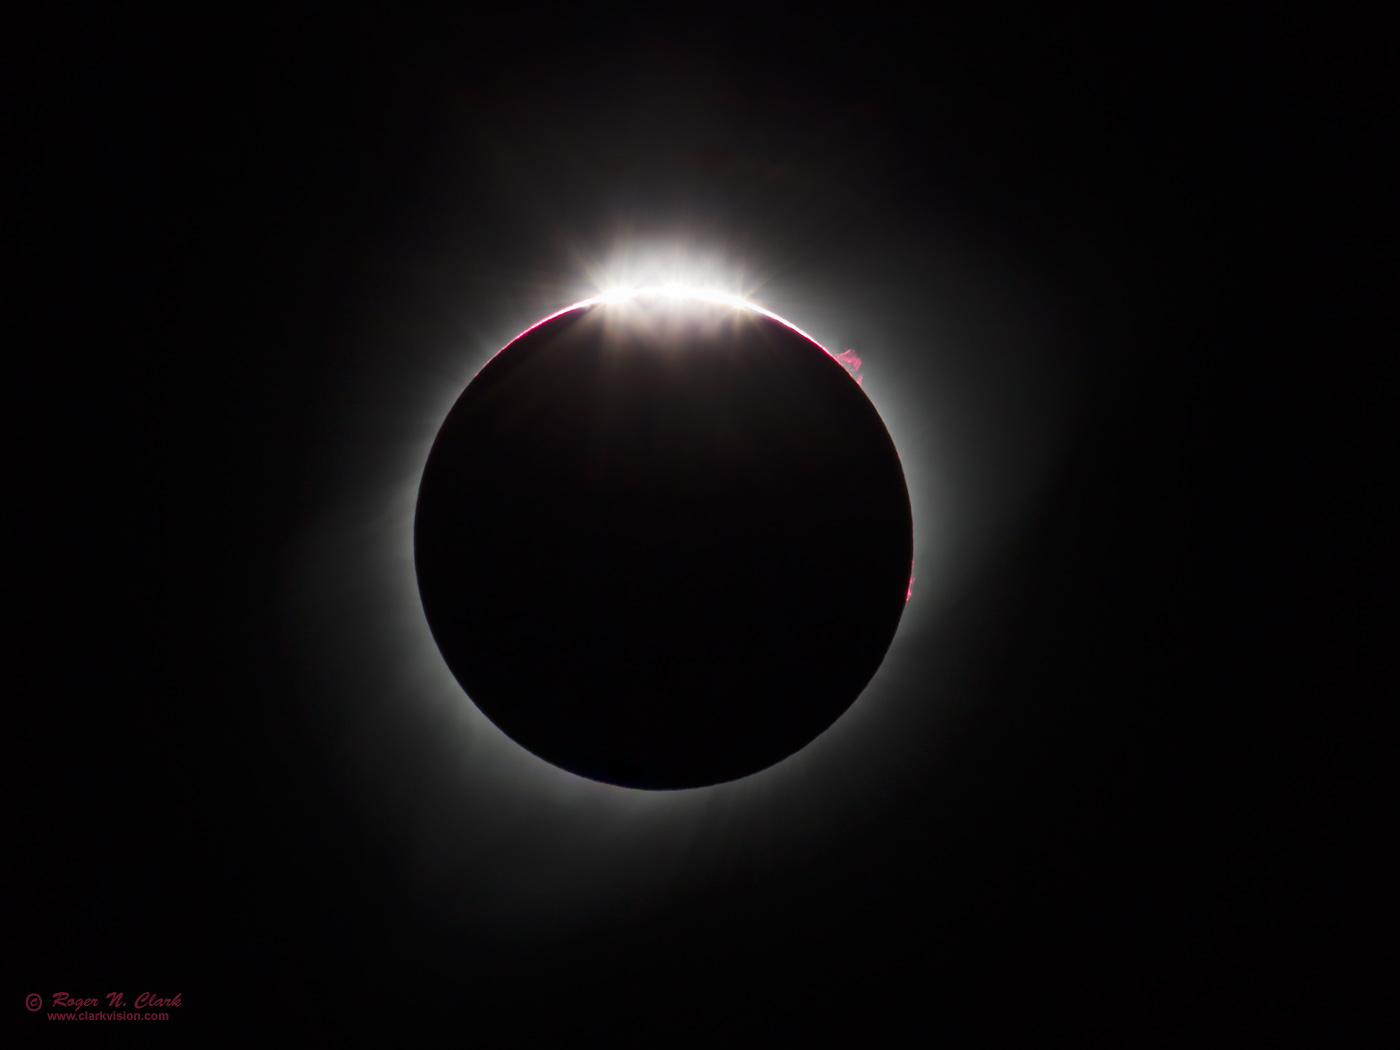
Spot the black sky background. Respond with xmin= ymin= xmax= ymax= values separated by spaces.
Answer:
xmin=12 ymin=6 xmax=1390 ymax=1045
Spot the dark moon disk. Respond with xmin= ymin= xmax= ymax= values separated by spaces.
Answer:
xmin=414 ymin=295 xmax=913 ymax=789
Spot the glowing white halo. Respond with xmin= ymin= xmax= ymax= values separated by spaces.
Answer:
xmin=285 ymin=240 xmax=1069 ymax=929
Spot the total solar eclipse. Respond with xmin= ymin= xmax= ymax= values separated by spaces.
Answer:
xmin=414 ymin=289 xmax=913 ymax=789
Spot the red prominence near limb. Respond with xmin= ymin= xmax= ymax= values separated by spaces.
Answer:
xmin=834 ymin=349 xmax=863 ymax=385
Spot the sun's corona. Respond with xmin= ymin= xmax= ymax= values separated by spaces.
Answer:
xmin=414 ymin=290 xmax=913 ymax=789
